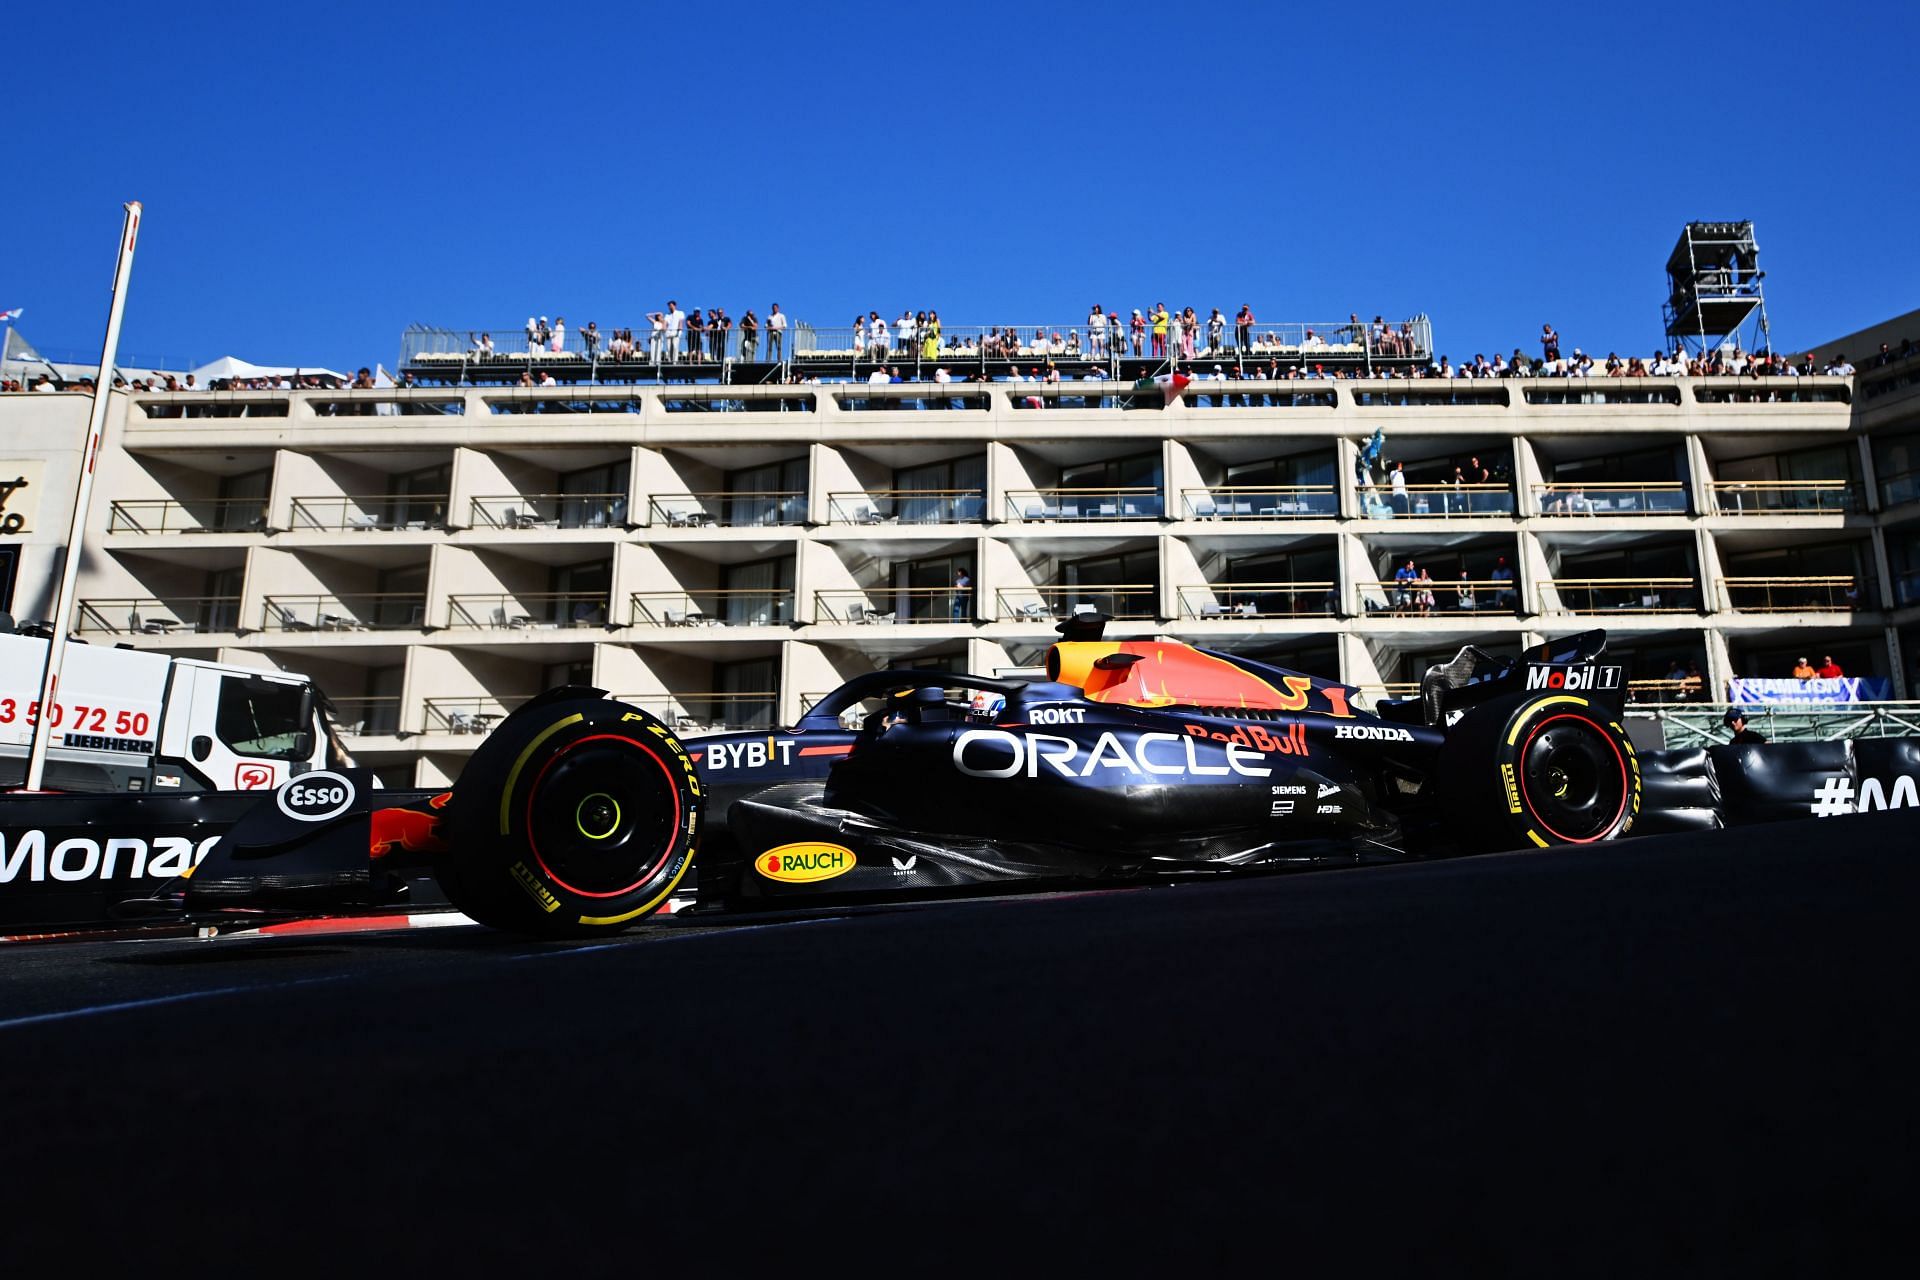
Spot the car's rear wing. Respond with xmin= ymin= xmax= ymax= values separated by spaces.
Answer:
xmin=1391 ymin=630 xmax=1627 ymax=726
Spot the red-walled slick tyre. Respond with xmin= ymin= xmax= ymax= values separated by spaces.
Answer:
xmin=1437 ymin=691 xmax=1641 ymax=852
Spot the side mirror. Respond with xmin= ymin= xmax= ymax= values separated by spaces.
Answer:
xmin=291 ymin=731 xmax=315 ymax=760
xmin=191 ymin=735 xmax=212 ymax=762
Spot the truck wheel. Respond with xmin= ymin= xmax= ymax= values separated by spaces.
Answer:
xmin=438 ymin=696 xmax=701 ymax=937
xmin=1437 ymin=692 xmax=1641 ymax=852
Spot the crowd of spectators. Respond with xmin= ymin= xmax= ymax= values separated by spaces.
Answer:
xmin=1381 ymin=554 xmax=1518 ymax=617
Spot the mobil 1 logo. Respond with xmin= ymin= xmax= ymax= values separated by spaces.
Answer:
xmin=276 ymin=771 xmax=358 ymax=823
xmin=1526 ymin=664 xmax=1622 ymax=693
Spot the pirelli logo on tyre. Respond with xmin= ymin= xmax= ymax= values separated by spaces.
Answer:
xmin=1501 ymin=762 xmax=1523 ymax=814
xmin=510 ymin=860 xmax=562 ymax=913
xmin=755 ymin=842 xmax=856 ymax=884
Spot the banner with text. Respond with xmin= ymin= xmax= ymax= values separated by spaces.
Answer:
xmin=1729 ymin=677 xmax=1892 ymax=705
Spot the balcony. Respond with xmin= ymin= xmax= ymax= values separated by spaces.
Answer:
xmin=1881 ymin=469 xmax=1920 ymax=510
xmin=328 ymin=696 xmax=405 ymax=736
xmin=76 ymin=596 xmax=241 ymax=636
xmin=1708 ymin=481 xmax=1856 ymax=516
xmin=1004 ymin=489 xmax=1162 ymax=522
xmin=994 ymin=584 xmax=1158 ymax=623
xmin=422 ymin=695 xmax=529 ymax=735
xmin=646 ymin=492 xmax=805 ymax=529
xmin=1542 ymin=579 xmax=1700 ymax=615
xmin=290 ymin=494 xmax=448 ymax=532
xmin=446 ymin=593 xmax=610 ymax=630
xmin=1720 ymin=576 xmax=1862 ymax=613
xmin=815 ymin=589 xmax=972 ymax=625
xmin=1359 ymin=484 xmax=1513 ymax=518
xmin=263 ymin=593 xmax=427 ymax=632
xmin=628 ymin=589 xmax=793 ymax=628
xmin=1181 ymin=487 xmax=1336 ymax=520
xmin=1531 ymin=482 xmax=1688 ymax=516
xmin=613 ymin=692 xmax=779 ymax=734
xmin=1177 ymin=583 xmax=1339 ymax=619
xmin=1361 ymin=579 xmax=1522 ymax=618
xmin=107 ymin=499 xmax=269 ymax=535
xmin=825 ymin=490 xmax=987 ymax=525
xmin=467 ymin=493 xmax=629 ymax=530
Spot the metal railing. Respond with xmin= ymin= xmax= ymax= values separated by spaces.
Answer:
xmin=1541 ymin=578 xmax=1700 ymax=614
xmin=263 ymin=593 xmax=427 ymax=632
xmin=1356 ymin=484 xmax=1514 ymax=517
xmin=1691 ymin=380 xmax=1851 ymax=405
xmin=1520 ymin=383 xmax=1683 ymax=406
xmin=1631 ymin=702 xmax=1920 ymax=748
xmin=422 ymin=695 xmax=530 ymax=735
xmin=290 ymin=495 xmax=449 ymax=532
xmin=107 ymin=499 xmax=269 ymax=535
xmin=1003 ymin=488 xmax=1163 ymax=522
xmin=825 ymin=490 xmax=987 ymax=525
xmin=446 ymin=593 xmax=610 ymax=630
xmin=76 ymin=596 xmax=242 ymax=636
xmin=1719 ymin=576 xmax=1863 ymax=612
xmin=1361 ymin=579 xmax=1523 ymax=616
xmin=468 ymin=493 xmax=630 ymax=530
xmin=1708 ymin=480 xmax=1856 ymax=515
xmin=628 ymin=590 xmax=793 ymax=628
xmin=645 ymin=492 xmax=806 ymax=528
xmin=815 ymin=589 xmax=974 ymax=624
xmin=327 ymin=696 xmax=405 ymax=736
xmin=612 ymin=692 xmax=780 ymax=733
xmin=993 ymin=585 xmax=1158 ymax=622
xmin=1176 ymin=583 xmax=1339 ymax=619
xmin=1531 ymin=481 xmax=1689 ymax=515
xmin=1181 ymin=487 xmax=1337 ymax=519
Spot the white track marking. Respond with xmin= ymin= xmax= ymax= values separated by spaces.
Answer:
xmin=0 ymin=974 xmax=354 ymax=1033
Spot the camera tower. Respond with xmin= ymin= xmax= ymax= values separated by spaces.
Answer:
xmin=1662 ymin=221 xmax=1770 ymax=357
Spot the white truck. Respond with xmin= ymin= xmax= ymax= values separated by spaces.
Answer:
xmin=0 ymin=628 xmax=335 ymax=794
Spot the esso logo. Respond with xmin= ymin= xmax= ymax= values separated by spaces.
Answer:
xmin=276 ymin=771 xmax=357 ymax=823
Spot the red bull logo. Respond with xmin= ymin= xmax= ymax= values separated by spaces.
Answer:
xmin=368 ymin=792 xmax=451 ymax=858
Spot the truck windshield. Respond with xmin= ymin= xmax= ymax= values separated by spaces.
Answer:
xmin=216 ymin=676 xmax=309 ymax=760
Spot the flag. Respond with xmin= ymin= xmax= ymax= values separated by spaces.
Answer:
xmin=1132 ymin=371 xmax=1191 ymax=407
xmin=0 ymin=308 xmax=21 ymax=322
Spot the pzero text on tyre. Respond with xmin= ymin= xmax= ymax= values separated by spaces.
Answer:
xmin=1437 ymin=691 xmax=1641 ymax=852
xmin=438 ymin=694 xmax=702 ymax=937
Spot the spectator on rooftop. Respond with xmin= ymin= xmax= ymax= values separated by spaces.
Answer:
xmin=739 ymin=310 xmax=759 ymax=361
xmin=767 ymin=303 xmax=786 ymax=362
xmin=1542 ymin=322 xmax=1560 ymax=363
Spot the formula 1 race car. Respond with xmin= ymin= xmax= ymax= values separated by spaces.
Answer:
xmin=160 ymin=616 xmax=1646 ymax=937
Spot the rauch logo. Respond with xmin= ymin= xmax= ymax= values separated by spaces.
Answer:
xmin=755 ymin=842 xmax=857 ymax=883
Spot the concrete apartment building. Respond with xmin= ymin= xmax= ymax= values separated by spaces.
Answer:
xmin=2 ymin=311 xmax=1916 ymax=788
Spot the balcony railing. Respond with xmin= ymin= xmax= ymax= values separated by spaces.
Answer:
xmin=1880 ymin=469 xmax=1920 ymax=510
xmin=1719 ymin=576 xmax=1863 ymax=613
xmin=106 ymin=499 xmax=269 ymax=535
xmin=815 ymin=589 xmax=974 ymax=624
xmin=1708 ymin=480 xmax=1856 ymax=515
xmin=627 ymin=590 xmax=793 ymax=628
xmin=1531 ymin=481 xmax=1689 ymax=516
xmin=76 ymin=596 xmax=241 ymax=636
xmin=468 ymin=493 xmax=629 ymax=530
xmin=825 ymin=490 xmax=987 ymax=525
xmin=646 ymin=492 xmax=806 ymax=528
xmin=1004 ymin=489 xmax=1162 ymax=522
xmin=446 ymin=593 xmax=610 ymax=630
xmin=290 ymin=494 xmax=449 ymax=532
xmin=1177 ymin=583 xmax=1339 ymax=619
xmin=1542 ymin=578 xmax=1700 ymax=614
xmin=612 ymin=692 xmax=779 ymax=733
xmin=994 ymin=585 xmax=1158 ymax=622
xmin=1357 ymin=484 xmax=1514 ymax=518
xmin=263 ymin=593 xmax=427 ymax=631
xmin=1182 ymin=487 xmax=1337 ymax=519
xmin=1361 ymin=579 xmax=1523 ymax=617
xmin=422 ymin=695 xmax=531 ymax=735
xmin=326 ymin=696 xmax=405 ymax=736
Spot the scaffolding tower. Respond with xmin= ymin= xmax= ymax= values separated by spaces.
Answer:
xmin=1662 ymin=221 xmax=1771 ymax=357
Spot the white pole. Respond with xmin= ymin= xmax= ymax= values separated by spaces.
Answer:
xmin=22 ymin=201 xmax=142 ymax=792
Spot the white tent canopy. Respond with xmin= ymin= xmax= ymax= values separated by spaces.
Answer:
xmin=189 ymin=356 xmax=350 ymax=384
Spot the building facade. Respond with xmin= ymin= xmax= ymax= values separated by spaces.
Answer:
xmin=3 ymin=348 xmax=1918 ymax=787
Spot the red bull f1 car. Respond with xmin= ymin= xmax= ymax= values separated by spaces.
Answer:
xmin=147 ymin=616 xmax=1652 ymax=936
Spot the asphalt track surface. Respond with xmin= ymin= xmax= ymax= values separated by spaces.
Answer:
xmin=2 ymin=813 xmax=1914 ymax=1271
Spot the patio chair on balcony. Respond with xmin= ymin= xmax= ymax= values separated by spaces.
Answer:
xmin=850 ymin=501 xmax=885 ymax=525
xmin=1192 ymin=498 xmax=1218 ymax=520
xmin=347 ymin=512 xmax=383 ymax=532
xmin=1015 ymin=601 xmax=1051 ymax=623
xmin=1200 ymin=601 xmax=1227 ymax=618
xmin=491 ymin=606 xmax=533 ymax=630
xmin=268 ymin=603 xmax=317 ymax=632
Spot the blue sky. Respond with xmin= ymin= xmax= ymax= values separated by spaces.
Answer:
xmin=6 ymin=0 xmax=1914 ymax=371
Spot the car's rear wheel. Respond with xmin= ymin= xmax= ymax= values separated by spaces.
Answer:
xmin=1437 ymin=692 xmax=1641 ymax=852
xmin=437 ymin=693 xmax=702 ymax=937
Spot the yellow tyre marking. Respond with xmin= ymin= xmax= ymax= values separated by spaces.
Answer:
xmin=1506 ymin=695 xmax=1589 ymax=747
xmin=577 ymin=851 xmax=698 ymax=927
xmin=498 ymin=712 xmax=585 ymax=835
